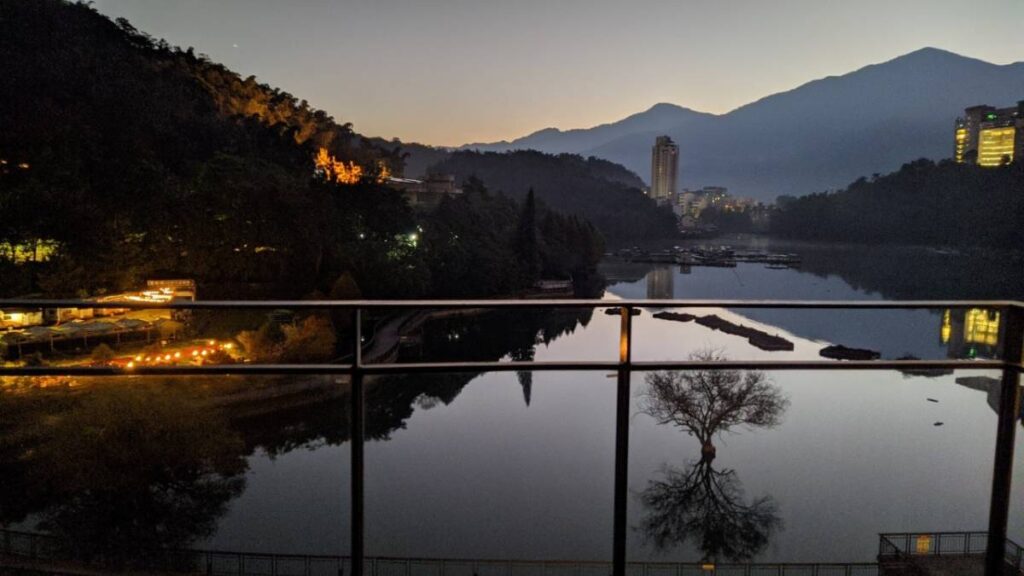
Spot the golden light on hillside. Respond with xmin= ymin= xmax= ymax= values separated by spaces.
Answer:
xmin=315 ymin=147 xmax=363 ymax=184
xmin=314 ymin=148 xmax=391 ymax=185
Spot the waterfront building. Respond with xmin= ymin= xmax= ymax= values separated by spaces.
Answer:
xmin=0 ymin=308 xmax=44 ymax=329
xmin=672 ymin=186 xmax=734 ymax=219
xmin=954 ymin=101 xmax=1024 ymax=166
xmin=650 ymin=136 xmax=679 ymax=202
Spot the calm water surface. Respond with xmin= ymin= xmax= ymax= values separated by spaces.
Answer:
xmin=5 ymin=239 xmax=1024 ymax=564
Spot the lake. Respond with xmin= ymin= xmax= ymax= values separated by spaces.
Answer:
xmin=3 ymin=237 xmax=1023 ymax=565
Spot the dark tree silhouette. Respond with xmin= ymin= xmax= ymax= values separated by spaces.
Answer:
xmin=510 ymin=346 xmax=536 ymax=406
xmin=515 ymin=188 xmax=541 ymax=285
xmin=640 ymin=350 xmax=788 ymax=458
xmin=637 ymin=351 xmax=788 ymax=561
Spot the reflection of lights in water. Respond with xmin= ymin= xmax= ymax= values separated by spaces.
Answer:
xmin=942 ymin=308 xmax=1000 ymax=358
xmin=964 ymin=308 xmax=999 ymax=346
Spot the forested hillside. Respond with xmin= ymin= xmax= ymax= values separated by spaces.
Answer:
xmin=770 ymin=160 xmax=1024 ymax=247
xmin=429 ymin=151 xmax=677 ymax=242
xmin=0 ymin=0 xmax=604 ymax=298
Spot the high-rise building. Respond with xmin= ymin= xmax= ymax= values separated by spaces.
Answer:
xmin=954 ymin=101 xmax=1024 ymax=166
xmin=650 ymin=136 xmax=679 ymax=201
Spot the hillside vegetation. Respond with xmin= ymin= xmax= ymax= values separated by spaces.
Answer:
xmin=770 ymin=159 xmax=1024 ymax=247
xmin=0 ymin=0 xmax=606 ymax=298
xmin=429 ymin=151 xmax=678 ymax=242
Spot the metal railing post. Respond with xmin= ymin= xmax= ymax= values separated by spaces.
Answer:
xmin=986 ymin=305 xmax=1024 ymax=576
xmin=612 ymin=306 xmax=633 ymax=576
xmin=352 ymin=308 xmax=366 ymax=576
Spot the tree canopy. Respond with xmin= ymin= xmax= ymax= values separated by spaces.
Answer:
xmin=770 ymin=159 xmax=1024 ymax=247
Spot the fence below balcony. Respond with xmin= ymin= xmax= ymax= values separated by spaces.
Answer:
xmin=878 ymin=531 xmax=1024 ymax=574
xmin=2 ymin=527 xmax=888 ymax=576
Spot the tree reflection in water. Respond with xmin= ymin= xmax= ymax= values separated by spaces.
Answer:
xmin=27 ymin=384 xmax=247 ymax=565
xmin=637 ymin=351 xmax=788 ymax=562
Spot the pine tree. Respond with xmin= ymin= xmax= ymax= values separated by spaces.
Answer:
xmin=514 ymin=188 xmax=541 ymax=286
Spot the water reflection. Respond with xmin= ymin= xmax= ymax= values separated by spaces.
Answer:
xmin=646 ymin=268 xmax=674 ymax=300
xmin=639 ymin=459 xmax=781 ymax=562
xmin=637 ymin=352 xmax=787 ymax=561
xmin=941 ymin=308 xmax=1001 ymax=359
xmin=2 ymin=384 xmax=246 ymax=566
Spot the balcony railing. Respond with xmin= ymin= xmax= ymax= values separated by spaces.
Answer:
xmin=0 ymin=527 xmax=890 ymax=576
xmin=879 ymin=531 xmax=1024 ymax=571
xmin=1 ymin=298 xmax=1022 ymax=576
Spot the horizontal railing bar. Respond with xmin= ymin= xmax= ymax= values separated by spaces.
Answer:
xmin=0 ymin=359 xmax=1013 ymax=377
xmin=364 ymin=359 xmax=1011 ymax=374
xmin=0 ymin=364 xmax=353 ymax=376
xmin=880 ymin=531 xmax=989 ymax=537
xmin=0 ymin=528 xmax=885 ymax=566
xmin=0 ymin=298 xmax=1021 ymax=310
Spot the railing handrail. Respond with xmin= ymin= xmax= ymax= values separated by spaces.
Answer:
xmin=0 ymin=526 xmax=890 ymax=568
xmin=0 ymin=298 xmax=1022 ymax=310
xmin=880 ymin=530 xmax=990 ymax=538
xmin=877 ymin=530 xmax=1024 ymax=568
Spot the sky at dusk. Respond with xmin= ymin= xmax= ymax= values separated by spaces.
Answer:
xmin=93 ymin=0 xmax=1024 ymax=146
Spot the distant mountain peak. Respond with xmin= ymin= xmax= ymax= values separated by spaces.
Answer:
xmin=882 ymin=46 xmax=997 ymax=67
xmin=457 ymin=47 xmax=1024 ymax=200
xmin=904 ymin=46 xmax=959 ymax=57
xmin=646 ymin=102 xmax=685 ymax=112
xmin=525 ymin=127 xmax=562 ymax=138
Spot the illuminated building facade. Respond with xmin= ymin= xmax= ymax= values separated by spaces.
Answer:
xmin=953 ymin=101 xmax=1024 ymax=166
xmin=650 ymin=136 xmax=679 ymax=202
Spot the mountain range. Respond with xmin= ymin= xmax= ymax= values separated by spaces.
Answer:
xmin=458 ymin=48 xmax=1024 ymax=201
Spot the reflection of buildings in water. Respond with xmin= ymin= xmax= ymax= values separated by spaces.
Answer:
xmin=946 ymin=308 xmax=1021 ymax=427
xmin=941 ymin=308 xmax=1001 ymax=359
xmin=955 ymin=375 xmax=1024 ymax=431
xmin=646 ymin=267 xmax=675 ymax=299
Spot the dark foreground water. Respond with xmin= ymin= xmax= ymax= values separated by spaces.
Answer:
xmin=3 ymin=238 xmax=1023 ymax=564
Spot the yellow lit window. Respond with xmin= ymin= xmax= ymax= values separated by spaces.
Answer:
xmin=978 ymin=127 xmax=1015 ymax=167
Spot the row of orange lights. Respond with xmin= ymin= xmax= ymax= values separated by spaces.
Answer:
xmin=123 ymin=340 xmax=234 ymax=368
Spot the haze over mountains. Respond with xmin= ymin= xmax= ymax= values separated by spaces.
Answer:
xmin=460 ymin=48 xmax=1024 ymax=201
